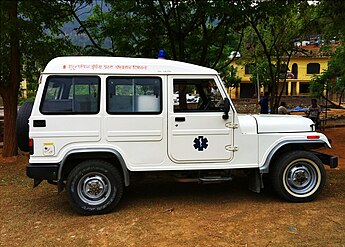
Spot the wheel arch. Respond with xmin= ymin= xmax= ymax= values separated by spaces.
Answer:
xmin=58 ymin=148 xmax=130 ymax=186
xmin=260 ymin=140 xmax=329 ymax=174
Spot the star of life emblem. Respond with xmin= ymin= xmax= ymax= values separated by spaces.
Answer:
xmin=193 ymin=136 xmax=208 ymax=151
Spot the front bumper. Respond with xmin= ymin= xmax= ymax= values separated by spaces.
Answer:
xmin=26 ymin=163 xmax=59 ymax=180
xmin=312 ymin=152 xmax=338 ymax=168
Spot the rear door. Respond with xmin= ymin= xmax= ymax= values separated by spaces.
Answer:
xmin=31 ymin=75 xmax=102 ymax=157
xmin=168 ymin=75 xmax=234 ymax=163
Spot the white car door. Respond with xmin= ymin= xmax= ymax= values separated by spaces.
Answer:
xmin=168 ymin=75 xmax=234 ymax=163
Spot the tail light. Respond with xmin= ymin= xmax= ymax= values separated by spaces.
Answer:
xmin=29 ymin=138 xmax=34 ymax=155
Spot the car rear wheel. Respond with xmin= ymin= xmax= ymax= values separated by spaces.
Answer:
xmin=66 ymin=160 xmax=124 ymax=215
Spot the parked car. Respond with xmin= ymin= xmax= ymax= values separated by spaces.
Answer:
xmin=18 ymin=56 xmax=338 ymax=215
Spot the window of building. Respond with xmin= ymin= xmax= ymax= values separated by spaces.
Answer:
xmin=292 ymin=63 xmax=298 ymax=79
xmin=300 ymin=82 xmax=310 ymax=94
xmin=106 ymin=77 xmax=161 ymax=114
xmin=40 ymin=76 xmax=100 ymax=114
xmin=173 ymin=78 xmax=223 ymax=112
xmin=307 ymin=63 xmax=320 ymax=74
xmin=239 ymin=83 xmax=256 ymax=98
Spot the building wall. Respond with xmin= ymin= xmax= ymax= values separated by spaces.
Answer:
xmin=230 ymin=57 xmax=329 ymax=98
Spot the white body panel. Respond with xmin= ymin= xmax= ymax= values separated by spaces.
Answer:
xmin=43 ymin=56 xmax=217 ymax=75
xmin=253 ymin=114 xmax=314 ymax=133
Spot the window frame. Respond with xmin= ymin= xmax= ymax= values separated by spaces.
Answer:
xmin=106 ymin=76 xmax=163 ymax=115
xmin=39 ymin=75 xmax=101 ymax=115
xmin=173 ymin=78 xmax=224 ymax=113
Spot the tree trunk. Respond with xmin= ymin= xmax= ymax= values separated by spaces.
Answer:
xmin=0 ymin=0 xmax=20 ymax=157
xmin=1 ymin=88 xmax=19 ymax=157
xmin=339 ymin=88 xmax=345 ymax=108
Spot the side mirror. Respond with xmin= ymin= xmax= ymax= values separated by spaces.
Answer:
xmin=222 ymin=98 xmax=230 ymax=120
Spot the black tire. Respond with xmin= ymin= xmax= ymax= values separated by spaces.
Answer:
xmin=271 ymin=150 xmax=326 ymax=202
xmin=66 ymin=160 xmax=124 ymax=215
xmin=16 ymin=101 xmax=34 ymax=152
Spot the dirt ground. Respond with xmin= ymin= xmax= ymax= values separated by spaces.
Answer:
xmin=0 ymin=128 xmax=344 ymax=247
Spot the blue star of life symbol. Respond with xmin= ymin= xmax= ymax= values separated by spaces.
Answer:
xmin=193 ymin=136 xmax=208 ymax=151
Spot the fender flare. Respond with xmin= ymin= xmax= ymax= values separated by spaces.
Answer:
xmin=57 ymin=148 xmax=130 ymax=186
xmin=259 ymin=140 xmax=330 ymax=174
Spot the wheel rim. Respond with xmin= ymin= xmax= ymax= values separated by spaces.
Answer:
xmin=77 ymin=172 xmax=113 ymax=205
xmin=283 ymin=159 xmax=320 ymax=197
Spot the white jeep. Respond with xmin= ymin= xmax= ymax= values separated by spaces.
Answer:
xmin=20 ymin=56 xmax=338 ymax=215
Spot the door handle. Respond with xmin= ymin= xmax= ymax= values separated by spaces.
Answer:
xmin=175 ymin=117 xmax=185 ymax=122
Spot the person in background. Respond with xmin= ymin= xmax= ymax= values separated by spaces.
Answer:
xmin=278 ymin=102 xmax=289 ymax=115
xmin=259 ymin=92 xmax=270 ymax=114
xmin=306 ymin=98 xmax=321 ymax=127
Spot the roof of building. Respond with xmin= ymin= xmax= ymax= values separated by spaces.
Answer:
xmin=43 ymin=56 xmax=218 ymax=75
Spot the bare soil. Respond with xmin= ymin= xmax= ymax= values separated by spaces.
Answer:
xmin=0 ymin=128 xmax=344 ymax=247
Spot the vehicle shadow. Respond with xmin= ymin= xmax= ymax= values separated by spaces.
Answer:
xmin=118 ymin=175 xmax=280 ymax=211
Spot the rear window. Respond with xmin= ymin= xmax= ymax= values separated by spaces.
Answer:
xmin=40 ymin=76 xmax=100 ymax=114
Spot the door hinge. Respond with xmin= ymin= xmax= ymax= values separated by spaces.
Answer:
xmin=225 ymin=122 xmax=239 ymax=129
xmin=225 ymin=145 xmax=238 ymax=152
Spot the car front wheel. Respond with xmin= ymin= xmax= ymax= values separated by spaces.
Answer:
xmin=271 ymin=151 xmax=326 ymax=202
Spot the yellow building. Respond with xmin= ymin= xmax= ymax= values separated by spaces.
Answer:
xmin=230 ymin=56 xmax=329 ymax=98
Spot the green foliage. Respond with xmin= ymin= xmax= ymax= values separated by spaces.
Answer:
xmin=239 ymin=0 xmax=320 ymax=112
xmin=221 ymin=66 xmax=241 ymax=89
xmin=328 ymin=46 xmax=345 ymax=77
xmin=248 ymin=59 xmax=274 ymax=87
xmin=317 ymin=0 xmax=345 ymax=39
xmin=327 ymin=46 xmax=345 ymax=104
xmin=309 ymin=74 xmax=327 ymax=98
xmin=72 ymin=0 xmax=244 ymax=68
xmin=334 ymin=77 xmax=345 ymax=95
xmin=310 ymin=44 xmax=345 ymax=105
xmin=2 ymin=0 xmax=345 ymax=106
xmin=1 ymin=0 xmax=77 ymax=99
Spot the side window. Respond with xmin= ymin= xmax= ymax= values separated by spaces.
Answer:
xmin=107 ymin=77 xmax=161 ymax=114
xmin=40 ymin=76 xmax=100 ymax=114
xmin=173 ymin=79 xmax=223 ymax=112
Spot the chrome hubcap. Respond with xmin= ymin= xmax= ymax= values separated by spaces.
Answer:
xmin=290 ymin=167 xmax=311 ymax=187
xmin=84 ymin=176 xmax=106 ymax=198
xmin=285 ymin=162 xmax=317 ymax=195
xmin=77 ymin=173 xmax=112 ymax=205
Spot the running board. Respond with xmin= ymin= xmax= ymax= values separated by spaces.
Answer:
xmin=199 ymin=176 xmax=232 ymax=183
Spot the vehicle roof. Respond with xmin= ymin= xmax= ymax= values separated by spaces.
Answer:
xmin=43 ymin=56 xmax=218 ymax=75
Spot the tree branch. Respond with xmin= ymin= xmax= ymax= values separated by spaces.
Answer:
xmin=218 ymin=25 xmax=245 ymax=70
xmin=69 ymin=3 xmax=114 ymax=56
xmin=157 ymin=0 xmax=177 ymax=59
